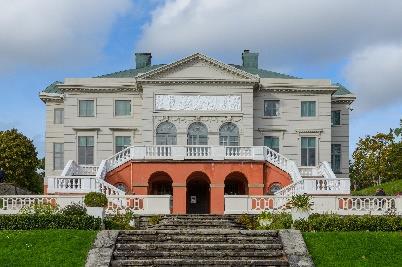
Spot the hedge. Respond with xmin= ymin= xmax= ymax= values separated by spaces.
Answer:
xmin=0 ymin=214 xmax=102 ymax=230
xmin=294 ymin=214 xmax=402 ymax=232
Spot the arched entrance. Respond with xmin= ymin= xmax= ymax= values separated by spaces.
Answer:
xmin=224 ymin=172 xmax=248 ymax=195
xmin=148 ymin=172 xmax=173 ymax=195
xmin=186 ymin=172 xmax=210 ymax=214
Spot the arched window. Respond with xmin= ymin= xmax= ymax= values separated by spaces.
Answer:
xmin=219 ymin=123 xmax=239 ymax=146
xmin=187 ymin=122 xmax=208 ymax=145
xmin=115 ymin=183 xmax=127 ymax=193
xmin=156 ymin=122 xmax=177 ymax=145
xmin=268 ymin=183 xmax=282 ymax=195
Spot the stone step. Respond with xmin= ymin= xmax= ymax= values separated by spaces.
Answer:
xmin=147 ymin=225 xmax=242 ymax=230
xmin=111 ymin=258 xmax=289 ymax=266
xmin=115 ymin=242 xmax=283 ymax=251
xmin=119 ymin=229 xmax=279 ymax=236
xmin=113 ymin=249 xmax=284 ymax=259
xmin=117 ymin=234 xmax=279 ymax=243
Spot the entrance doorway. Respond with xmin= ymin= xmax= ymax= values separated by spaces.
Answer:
xmin=186 ymin=173 xmax=210 ymax=214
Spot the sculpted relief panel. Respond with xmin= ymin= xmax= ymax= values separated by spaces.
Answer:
xmin=155 ymin=94 xmax=241 ymax=111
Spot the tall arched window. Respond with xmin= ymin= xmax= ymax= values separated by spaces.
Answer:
xmin=156 ymin=122 xmax=177 ymax=145
xmin=219 ymin=123 xmax=239 ymax=146
xmin=187 ymin=122 xmax=208 ymax=145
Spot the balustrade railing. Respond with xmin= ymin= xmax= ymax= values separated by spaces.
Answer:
xmin=318 ymin=161 xmax=337 ymax=179
xmin=146 ymin=145 xmax=172 ymax=158
xmin=186 ymin=146 xmax=211 ymax=158
xmin=105 ymin=195 xmax=171 ymax=215
xmin=225 ymin=146 xmax=253 ymax=158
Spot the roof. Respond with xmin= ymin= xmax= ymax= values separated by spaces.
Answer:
xmin=41 ymin=63 xmax=351 ymax=96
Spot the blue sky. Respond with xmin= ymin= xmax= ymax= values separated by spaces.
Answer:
xmin=1 ymin=0 xmax=402 ymax=158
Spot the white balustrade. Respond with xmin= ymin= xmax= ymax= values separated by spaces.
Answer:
xmin=105 ymin=195 xmax=171 ymax=215
xmin=337 ymin=196 xmax=400 ymax=215
xmin=79 ymin=165 xmax=99 ymax=176
xmin=225 ymin=146 xmax=253 ymax=158
xmin=186 ymin=146 xmax=211 ymax=159
xmin=318 ymin=161 xmax=337 ymax=179
xmin=145 ymin=146 xmax=172 ymax=159
xmin=298 ymin=167 xmax=318 ymax=177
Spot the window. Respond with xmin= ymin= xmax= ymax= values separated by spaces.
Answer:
xmin=301 ymin=101 xmax=316 ymax=117
xmin=264 ymin=100 xmax=280 ymax=117
xmin=331 ymin=144 xmax=341 ymax=173
xmin=54 ymin=108 xmax=64 ymax=124
xmin=219 ymin=123 xmax=239 ymax=146
xmin=78 ymin=136 xmax=94 ymax=165
xmin=79 ymin=100 xmax=95 ymax=117
xmin=268 ymin=183 xmax=282 ymax=194
xmin=115 ymin=183 xmax=127 ymax=193
xmin=115 ymin=136 xmax=131 ymax=153
xmin=156 ymin=122 xmax=177 ymax=145
xmin=115 ymin=100 xmax=131 ymax=116
xmin=53 ymin=143 xmax=64 ymax=170
xmin=301 ymin=137 xmax=316 ymax=166
xmin=264 ymin=136 xmax=279 ymax=153
xmin=331 ymin=110 xmax=341 ymax=126
xmin=187 ymin=122 xmax=208 ymax=145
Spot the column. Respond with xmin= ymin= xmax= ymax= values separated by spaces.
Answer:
xmin=210 ymin=184 xmax=225 ymax=214
xmin=172 ymin=183 xmax=186 ymax=214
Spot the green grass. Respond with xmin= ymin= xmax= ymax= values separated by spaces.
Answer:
xmin=0 ymin=230 xmax=97 ymax=267
xmin=352 ymin=179 xmax=402 ymax=196
xmin=303 ymin=232 xmax=402 ymax=267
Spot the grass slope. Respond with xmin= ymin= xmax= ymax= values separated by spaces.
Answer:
xmin=304 ymin=232 xmax=402 ymax=267
xmin=352 ymin=179 xmax=402 ymax=196
xmin=0 ymin=230 xmax=97 ymax=267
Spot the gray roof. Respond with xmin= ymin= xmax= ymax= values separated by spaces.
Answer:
xmin=42 ymin=64 xmax=351 ymax=95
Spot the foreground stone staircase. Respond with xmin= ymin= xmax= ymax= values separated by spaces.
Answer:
xmin=111 ymin=215 xmax=289 ymax=266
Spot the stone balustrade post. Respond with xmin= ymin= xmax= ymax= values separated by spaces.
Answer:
xmin=172 ymin=146 xmax=186 ymax=160
xmin=252 ymin=146 xmax=265 ymax=161
xmin=211 ymin=146 xmax=225 ymax=160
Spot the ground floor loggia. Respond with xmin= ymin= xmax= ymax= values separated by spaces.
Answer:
xmin=105 ymin=161 xmax=292 ymax=214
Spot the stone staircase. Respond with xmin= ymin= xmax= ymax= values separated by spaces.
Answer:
xmin=110 ymin=215 xmax=289 ymax=266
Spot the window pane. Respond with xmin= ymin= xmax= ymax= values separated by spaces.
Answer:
xmin=78 ymin=136 xmax=94 ymax=164
xmin=156 ymin=122 xmax=177 ymax=145
xmin=79 ymin=100 xmax=94 ymax=117
xmin=115 ymin=136 xmax=131 ymax=152
xmin=187 ymin=122 xmax=208 ymax=145
xmin=331 ymin=110 xmax=341 ymax=126
xmin=301 ymin=137 xmax=316 ymax=166
xmin=219 ymin=123 xmax=239 ymax=146
xmin=264 ymin=136 xmax=279 ymax=152
xmin=301 ymin=101 xmax=316 ymax=117
xmin=115 ymin=100 xmax=131 ymax=116
xmin=54 ymin=108 xmax=64 ymax=124
xmin=264 ymin=100 xmax=280 ymax=116
xmin=53 ymin=143 xmax=64 ymax=170
xmin=331 ymin=144 xmax=341 ymax=173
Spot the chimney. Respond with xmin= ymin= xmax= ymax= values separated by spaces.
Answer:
xmin=242 ymin=49 xmax=259 ymax=69
xmin=135 ymin=52 xmax=152 ymax=69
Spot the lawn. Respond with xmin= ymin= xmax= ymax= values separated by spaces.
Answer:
xmin=352 ymin=179 xmax=402 ymax=196
xmin=0 ymin=230 xmax=97 ymax=267
xmin=303 ymin=232 xmax=402 ymax=267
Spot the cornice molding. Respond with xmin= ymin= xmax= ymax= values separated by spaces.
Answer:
xmin=331 ymin=94 xmax=356 ymax=104
xmin=259 ymin=85 xmax=337 ymax=94
xmin=58 ymin=85 xmax=139 ymax=93
xmin=39 ymin=93 xmax=64 ymax=103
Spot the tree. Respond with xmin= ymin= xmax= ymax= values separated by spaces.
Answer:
xmin=0 ymin=129 xmax=42 ymax=193
xmin=350 ymin=128 xmax=402 ymax=190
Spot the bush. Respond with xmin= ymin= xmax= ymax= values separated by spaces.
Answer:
xmin=257 ymin=212 xmax=292 ymax=230
xmin=84 ymin=192 xmax=108 ymax=207
xmin=61 ymin=203 xmax=87 ymax=216
xmin=294 ymin=214 xmax=402 ymax=232
xmin=104 ymin=211 xmax=135 ymax=230
xmin=148 ymin=215 xmax=161 ymax=225
xmin=19 ymin=203 xmax=59 ymax=215
xmin=0 ymin=214 xmax=101 ymax=230
xmin=236 ymin=214 xmax=258 ymax=230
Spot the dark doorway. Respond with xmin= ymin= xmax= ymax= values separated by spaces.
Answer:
xmin=148 ymin=172 xmax=173 ymax=195
xmin=224 ymin=172 xmax=248 ymax=195
xmin=187 ymin=174 xmax=210 ymax=214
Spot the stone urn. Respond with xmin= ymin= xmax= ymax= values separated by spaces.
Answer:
xmin=291 ymin=208 xmax=310 ymax=221
xmin=86 ymin=207 xmax=105 ymax=219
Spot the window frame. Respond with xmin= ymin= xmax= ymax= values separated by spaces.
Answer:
xmin=219 ymin=122 xmax=240 ymax=146
xmin=264 ymin=136 xmax=280 ymax=153
xmin=78 ymin=99 xmax=96 ymax=117
xmin=114 ymin=99 xmax=132 ymax=117
xmin=187 ymin=122 xmax=208 ymax=145
xmin=54 ymin=108 xmax=64 ymax=124
xmin=53 ymin=143 xmax=64 ymax=170
xmin=331 ymin=144 xmax=342 ymax=174
xmin=263 ymin=99 xmax=280 ymax=117
xmin=331 ymin=110 xmax=341 ymax=126
xmin=300 ymin=136 xmax=317 ymax=166
xmin=301 ymin=101 xmax=317 ymax=118
xmin=156 ymin=121 xmax=177 ymax=145
xmin=77 ymin=136 xmax=95 ymax=165
xmin=115 ymin=136 xmax=131 ymax=153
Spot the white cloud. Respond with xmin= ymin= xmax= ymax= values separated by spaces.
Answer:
xmin=0 ymin=0 xmax=133 ymax=72
xmin=344 ymin=44 xmax=402 ymax=113
xmin=137 ymin=0 xmax=402 ymax=69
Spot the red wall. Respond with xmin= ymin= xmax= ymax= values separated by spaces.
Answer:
xmin=106 ymin=160 xmax=292 ymax=214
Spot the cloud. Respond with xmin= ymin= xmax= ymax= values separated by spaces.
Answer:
xmin=0 ymin=0 xmax=133 ymax=72
xmin=343 ymin=44 xmax=402 ymax=113
xmin=136 ymin=0 xmax=402 ymax=69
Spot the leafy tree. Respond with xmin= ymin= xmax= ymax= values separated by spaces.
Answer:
xmin=350 ymin=128 xmax=402 ymax=190
xmin=0 ymin=129 xmax=42 ymax=192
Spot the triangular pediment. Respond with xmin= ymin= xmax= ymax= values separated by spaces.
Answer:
xmin=136 ymin=53 xmax=259 ymax=81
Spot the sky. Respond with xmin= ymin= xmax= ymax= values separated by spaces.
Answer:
xmin=0 ymin=0 xmax=401 ymax=158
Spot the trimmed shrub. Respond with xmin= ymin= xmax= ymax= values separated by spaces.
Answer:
xmin=257 ymin=212 xmax=292 ymax=230
xmin=19 ymin=203 xmax=59 ymax=215
xmin=0 ymin=214 xmax=101 ymax=230
xmin=104 ymin=211 xmax=135 ymax=230
xmin=294 ymin=214 xmax=402 ymax=232
xmin=61 ymin=203 xmax=87 ymax=216
xmin=84 ymin=192 xmax=108 ymax=207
